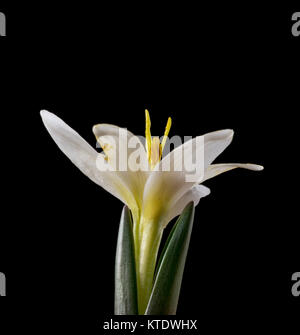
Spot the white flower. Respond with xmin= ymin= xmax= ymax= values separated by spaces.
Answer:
xmin=40 ymin=109 xmax=263 ymax=313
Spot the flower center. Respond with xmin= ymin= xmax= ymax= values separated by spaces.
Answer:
xmin=145 ymin=109 xmax=172 ymax=170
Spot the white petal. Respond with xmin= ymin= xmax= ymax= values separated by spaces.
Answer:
xmin=93 ymin=123 xmax=149 ymax=207
xmin=203 ymin=163 xmax=264 ymax=182
xmin=92 ymin=124 xmax=149 ymax=171
xmin=40 ymin=110 xmax=138 ymax=209
xmin=164 ymin=185 xmax=210 ymax=226
xmin=202 ymin=129 xmax=234 ymax=168
xmin=142 ymin=129 xmax=233 ymax=219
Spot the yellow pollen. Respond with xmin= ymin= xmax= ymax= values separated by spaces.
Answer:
xmin=98 ymin=140 xmax=111 ymax=162
xmin=144 ymin=110 xmax=172 ymax=169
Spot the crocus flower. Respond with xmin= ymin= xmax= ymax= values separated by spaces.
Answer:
xmin=40 ymin=109 xmax=263 ymax=313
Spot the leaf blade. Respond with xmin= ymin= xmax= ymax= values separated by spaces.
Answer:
xmin=114 ymin=206 xmax=138 ymax=315
xmin=145 ymin=202 xmax=195 ymax=315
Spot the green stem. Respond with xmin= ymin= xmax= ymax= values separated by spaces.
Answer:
xmin=135 ymin=216 xmax=163 ymax=314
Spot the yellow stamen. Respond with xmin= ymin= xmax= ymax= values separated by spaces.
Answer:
xmin=145 ymin=110 xmax=172 ymax=169
xmin=160 ymin=117 xmax=172 ymax=158
xmin=145 ymin=109 xmax=152 ymax=162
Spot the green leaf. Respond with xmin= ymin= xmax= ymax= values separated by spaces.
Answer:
xmin=114 ymin=206 xmax=138 ymax=315
xmin=153 ymin=214 xmax=178 ymax=282
xmin=145 ymin=202 xmax=195 ymax=315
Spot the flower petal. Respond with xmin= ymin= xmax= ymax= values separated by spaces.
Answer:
xmin=163 ymin=185 xmax=210 ymax=226
xmin=93 ymin=123 xmax=149 ymax=208
xmin=203 ymin=163 xmax=264 ymax=182
xmin=142 ymin=129 xmax=233 ymax=221
xmin=40 ymin=110 xmax=138 ymax=209
xmin=202 ymin=129 xmax=234 ymax=168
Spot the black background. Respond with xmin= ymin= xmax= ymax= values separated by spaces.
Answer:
xmin=0 ymin=2 xmax=299 ymax=333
